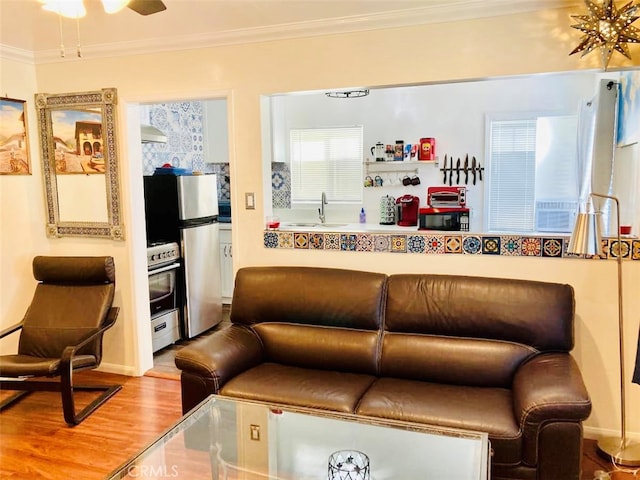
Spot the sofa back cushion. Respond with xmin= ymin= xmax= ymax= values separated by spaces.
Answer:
xmin=231 ymin=266 xmax=388 ymax=374
xmin=382 ymin=274 xmax=574 ymax=387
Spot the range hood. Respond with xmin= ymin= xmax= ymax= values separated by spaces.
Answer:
xmin=141 ymin=124 xmax=167 ymax=144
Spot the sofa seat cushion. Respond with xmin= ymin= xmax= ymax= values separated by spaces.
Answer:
xmin=356 ymin=378 xmax=521 ymax=465
xmin=220 ymin=363 xmax=376 ymax=414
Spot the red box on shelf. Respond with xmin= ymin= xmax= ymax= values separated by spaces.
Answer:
xmin=419 ymin=138 xmax=435 ymax=161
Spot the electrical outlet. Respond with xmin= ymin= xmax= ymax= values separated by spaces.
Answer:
xmin=245 ymin=192 xmax=255 ymax=210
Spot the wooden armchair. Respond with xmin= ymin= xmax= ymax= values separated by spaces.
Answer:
xmin=0 ymin=256 xmax=122 ymax=426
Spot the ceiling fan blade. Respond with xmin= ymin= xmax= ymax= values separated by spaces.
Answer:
xmin=127 ymin=0 xmax=167 ymax=16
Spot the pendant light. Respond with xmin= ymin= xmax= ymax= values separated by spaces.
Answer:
xmin=101 ymin=0 xmax=130 ymax=14
xmin=39 ymin=0 xmax=86 ymax=19
xmin=39 ymin=0 xmax=131 ymax=17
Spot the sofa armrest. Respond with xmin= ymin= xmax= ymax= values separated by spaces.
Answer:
xmin=175 ymin=325 xmax=264 ymax=390
xmin=513 ymin=352 xmax=591 ymax=464
xmin=513 ymin=352 xmax=591 ymax=424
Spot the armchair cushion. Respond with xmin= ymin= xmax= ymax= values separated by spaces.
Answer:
xmin=0 ymin=255 xmax=121 ymax=426
xmin=17 ymin=256 xmax=115 ymax=362
xmin=32 ymin=255 xmax=115 ymax=283
xmin=0 ymin=354 xmax=96 ymax=377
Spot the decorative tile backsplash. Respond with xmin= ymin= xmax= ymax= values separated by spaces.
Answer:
xmin=264 ymin=229 xmax=640 ymax=260
xmin=141 ymin=101 xmax=230 ymax=201
xmin=272 ymin=162 xmax=291 ymax=208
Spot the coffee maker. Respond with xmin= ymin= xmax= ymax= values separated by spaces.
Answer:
xmin=396 ymin=195 xmax=420 ymax=226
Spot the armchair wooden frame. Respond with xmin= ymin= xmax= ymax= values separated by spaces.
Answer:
xmin=0 ymin=307 xmax=122 ymax=426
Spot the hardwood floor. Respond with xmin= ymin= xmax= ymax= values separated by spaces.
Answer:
xmin=0 ymin=370 xmax=638 ymax=479
xmin=0 ymin=372 xmax=183 ymax=479
xmin=582 ymin=439 xmax=639 ymax=480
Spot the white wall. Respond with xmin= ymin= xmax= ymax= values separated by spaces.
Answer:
xmin=1 ymin=7 xmax=639 ymax=441
xmin=0 ymin=56 xmax=148 ymax=376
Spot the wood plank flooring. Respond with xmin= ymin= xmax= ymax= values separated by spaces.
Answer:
xmin=1 ymin=370 xmax=638 ymax=479
xmin=582 ymin=439 xmax=639 ymax=480
xmin=0 ymin=372 xmax=183 ymax=479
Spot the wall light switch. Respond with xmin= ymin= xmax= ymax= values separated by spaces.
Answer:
xmin=250 ymin=424 xmax=260 ymax=441
xmin=245 ymin=192 xmax=255 ymax=210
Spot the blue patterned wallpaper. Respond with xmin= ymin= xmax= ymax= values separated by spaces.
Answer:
xmin=272 ymin=162 xmax=291 ymax=208
xmin=141 ymin=101 xmax=230 ymax=200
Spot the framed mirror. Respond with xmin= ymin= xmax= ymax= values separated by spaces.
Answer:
xmin=35 ymin=88 xmax=124 ymax=240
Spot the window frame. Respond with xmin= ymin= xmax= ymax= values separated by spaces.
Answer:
xmin=289 ymin=125 xmax=364 ymax=206
xmin=484 ymin=111 xmax=580 ymax=234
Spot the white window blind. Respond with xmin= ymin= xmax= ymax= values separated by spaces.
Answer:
xmin=290 ymin=126 xmax=363 ymax=204
xmin=487 ymin=119 xmax=537 ymax=232
xmin=486 ymin=115 xmax=579 ymax=233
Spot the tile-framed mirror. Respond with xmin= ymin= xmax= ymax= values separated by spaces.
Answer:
xmin=35 ymin=88 xmax=124 ymax=240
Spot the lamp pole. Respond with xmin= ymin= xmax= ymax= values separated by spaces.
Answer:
xmin=589 ymin=193 xmax=640 ymax=466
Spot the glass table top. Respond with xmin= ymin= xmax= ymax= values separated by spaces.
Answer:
xmin=107 ymin=395 xmax=490 ymax=479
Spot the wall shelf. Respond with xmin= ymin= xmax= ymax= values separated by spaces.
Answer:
xmin=365 ymin=159 xmax=436 ymax=167
xmin=364 ymin=159 xmax=436 ymax=174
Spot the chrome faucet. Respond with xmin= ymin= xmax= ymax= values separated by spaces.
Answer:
xmin=318 ymin=192 xmax=327 ymax=223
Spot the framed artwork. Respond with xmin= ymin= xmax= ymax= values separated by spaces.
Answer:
xmin=0 ymin=97 xmax=31 ymax=174
xmin=51 ymin=108 xmax=105 ymax=174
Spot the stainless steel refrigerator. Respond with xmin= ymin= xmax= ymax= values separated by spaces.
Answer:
xmin=144 ymin=174 xmax=222 ymax=338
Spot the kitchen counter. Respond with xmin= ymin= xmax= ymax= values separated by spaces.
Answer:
xmin=277 ymin=222 xmax=419 ymax=233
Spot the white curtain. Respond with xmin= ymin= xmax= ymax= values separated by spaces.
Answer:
xmin=576 ymin=79 xmax=618 ymax=235
xmin=576 ymin=98 xmax=596 ymax=204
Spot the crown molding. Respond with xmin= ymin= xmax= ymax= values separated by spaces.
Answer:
xmin=0 ymin=44 xmax=35 ymax=65
xmin=28 ymin=0 xmax=582 ymax=64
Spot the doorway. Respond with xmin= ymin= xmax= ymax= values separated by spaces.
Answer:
xmin=125 ymin=94 xmax=233 ymax=377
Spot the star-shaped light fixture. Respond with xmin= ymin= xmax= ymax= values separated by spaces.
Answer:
xmin=570 ymin=0 xmax=640 ymax=70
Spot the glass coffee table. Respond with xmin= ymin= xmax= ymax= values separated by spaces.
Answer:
xmin=107 ymin=395 xmax=490 ymax=479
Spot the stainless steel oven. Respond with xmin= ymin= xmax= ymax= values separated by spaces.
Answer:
xmin=147 ymin=242 xmax=181 ymax=353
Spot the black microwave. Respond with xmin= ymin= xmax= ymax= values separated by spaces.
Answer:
xmin=418 ymin=208 xmax=469 ymax=231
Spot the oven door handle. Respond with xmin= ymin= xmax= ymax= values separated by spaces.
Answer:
xmin=148 ymin=262 xmax=181 ymax=276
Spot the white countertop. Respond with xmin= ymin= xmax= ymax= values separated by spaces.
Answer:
xmin=277 ymin=222 xmax=421 ymax=233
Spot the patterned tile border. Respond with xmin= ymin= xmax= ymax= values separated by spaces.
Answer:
xmin=264 ymin=230 xmax=640 ymax=261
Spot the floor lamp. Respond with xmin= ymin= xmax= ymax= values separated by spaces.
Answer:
xmin=568 ymin=192 xmax=640 ymax=467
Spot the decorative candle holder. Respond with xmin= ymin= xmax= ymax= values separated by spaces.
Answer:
xmin=327 ymin=450 xmax=370 ymax=480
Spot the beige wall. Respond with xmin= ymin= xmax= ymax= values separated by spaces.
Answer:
xmin=1 ymin=58 xmax=43 ymax=356
xmin=1 ymin=7 xmax=639 ymax=440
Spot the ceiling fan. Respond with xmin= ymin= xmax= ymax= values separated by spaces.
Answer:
xmin=126 ymin=0 xmax=166 ymax=16
xmin=39 ymin=0 xmax=167 ymax=18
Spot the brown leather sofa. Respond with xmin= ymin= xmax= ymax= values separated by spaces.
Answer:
xmin=176 ymin=266 xmax=591 ymax=480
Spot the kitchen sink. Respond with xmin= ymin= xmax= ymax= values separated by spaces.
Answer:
xmin=280 ymin=222 xmax=350 ymax=230
xmin=283 ymin=222 xmax=320 ymax=227
xmin=318 ymin=223 xmax=349 ymax=229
